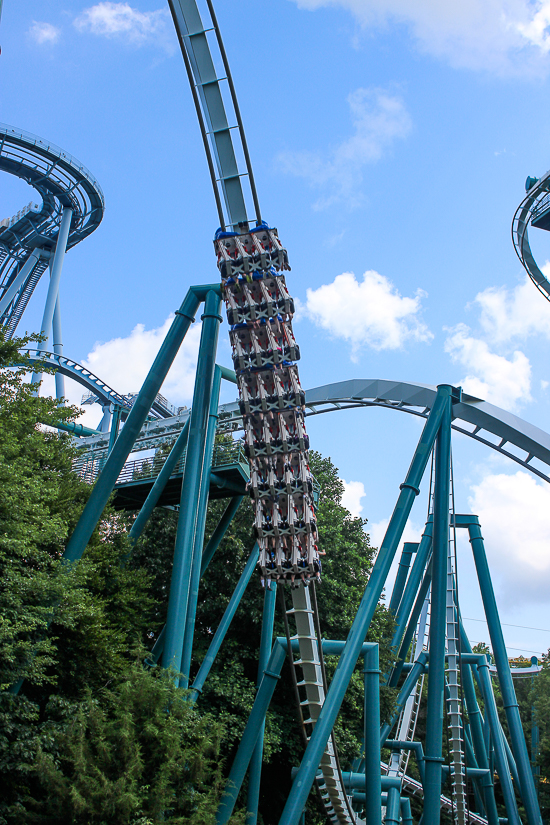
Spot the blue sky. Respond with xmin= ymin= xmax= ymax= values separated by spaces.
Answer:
xmin=3 ymin=0 xmax=550 ymax=656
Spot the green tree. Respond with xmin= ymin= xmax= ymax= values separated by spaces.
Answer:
xmin=130 ymin=445 xmax=396 ymax=823
xmin=0 ymin=331 xmax=239 ymax=824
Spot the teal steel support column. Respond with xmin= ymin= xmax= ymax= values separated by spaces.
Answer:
xmin=180 ymin=363 xmax=223 ymax=687
xmin=32 ymin=206 xmax=73 ymax=384
xmin=389 ymin=541 xmax=418 ymax=615
xmin=401 ymin=796 xmax=413 ymax=825
xmin=477 ymin=657 xmax=521 ymax=825
xmin=469 ymin=520 xmax=541 ymax=825
xmin=247 ymin=583 xmax=278 ymax=824
xmin=503 ymin=729 xmax=521 ymax=790
xmin=127 ymin=419 xmax=190 ymax=546
xmin=107 ymin=404 xmax=122 ymax=456
xmin=64 ymin=287 xmax=203 ymax=563
xmin=380 ymin=651 xmax=429 ymax=745
xmin=340 ymin=773 xmax=401 ymax=791
xmin=279 ymin=385 xmax=452 ymax=825
xmin=216 ymin=641 xmax=287 ymax=825
xmin=388 ymin=520 xmax=432 ymax=686
xmin=462 ymin=663 xmax=499 ymax=825
xmin=200 ymin=495 xmax=244 ymax=576
xmin=191 ymin=543 xmax=260 ymax=699
xmin=364 ymin=645 xmax=382 ymax=825
xmin=423 ymin=384 xmax=452 ymax=825
xmin=52 ymin=294 xmax=65 ymax=401
xmin=386 ymin=786 xmax=401 ymax=825
xmin=531 ymin=670 xmax=540 ymax=797
xmin=163 ymin=290 xmax=222 ymax=676
xmin=0 ymin=248 xmax=43 ymax=317
xmin=389 ymin=561 xmax=432 ymax=688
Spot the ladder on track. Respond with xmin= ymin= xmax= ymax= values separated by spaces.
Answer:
xmin=445 ymin=461 xmax=468 ymax=825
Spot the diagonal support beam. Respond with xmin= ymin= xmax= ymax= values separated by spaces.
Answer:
xmin=163 ymin=290 xmax=222 ymax=675
xmin=63 ymin=287 xmax=204 ymax=564
xmin=216 ymin=640 xmax=287 ymax=825
xmin=278 ymin=384 xmax=454 ymax=825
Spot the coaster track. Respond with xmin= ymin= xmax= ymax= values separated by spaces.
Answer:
xmin=0 ymin=124 xmax=104 ymax=335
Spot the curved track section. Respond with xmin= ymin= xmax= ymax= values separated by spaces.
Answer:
xmin=168 ymin=0 xmax=260 ymax=229
xmin=512 ymin=171 xmax=550 ymax=300
xmin=0 ymin=124 xmax=104 ymax=335
xmin=220 ymin=378 xmax=550 ymax=482
xmin=18 ymin=350 xmax=176 ymax=420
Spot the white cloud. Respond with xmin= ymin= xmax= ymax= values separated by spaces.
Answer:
xmin=83 ymin=315 xmax=202 ymax=404
xmin=474 ymin=273 xmax=550 ymax=343
xmin=277 ymin=87 xmax=411 ymax=209
xmin=29 ymin=22 xmax=61 ymax=45
xmin=304 ymin=270 xmax=432 ymax=358
xmin=445 ymin=322 xmax=532 ymax=411
xmin=341 ymin=479 xmax=366 ymax=517
xmin=469 ymin=470 xmax=550 ymax=603
xmin=35 ymin=315 xmax=203 ymax=431
xmin=74 ymin=2 xmax=172 ymax=49
xmin=292 ymin=0 xmax=550 ymax=75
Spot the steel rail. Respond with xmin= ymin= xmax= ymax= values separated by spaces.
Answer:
xmin=167 ymin=0 xmax=259 ymax=229
xmin=218 ymin=378 xmax=550 ymax=483
xmin=512 ymin=171 xmax=550 ymax=301
xmin=16 ymin=350 xmax=177 ymax=420
xmin=19 ymin=355 xmax=550 ymax=483
xmin=0 ymin=123 xmax=104 ymax=334
xmin=23 ymin=356 xmax=550 ymax=483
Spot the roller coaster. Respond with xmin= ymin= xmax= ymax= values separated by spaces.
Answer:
xmin=2 ymin=2 xmax=549 ymax=824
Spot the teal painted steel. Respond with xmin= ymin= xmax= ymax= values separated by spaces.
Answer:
xmin=363 ymin=645 xmax=382 ymax=825
xmin=191 ymin=543 xmax=260 ymax=700
xmin=163 ymin=290 xmax=222 ymax=676
xmin=461 ymin=660 xmax=500 ymax=825
xmin=200 ymin=495 xmax=244 ymax=575
xmin=469 ymin=520 xmax=542 ymax=825
xmin=340 ymin=773 xmax=401 ymax=791
xmin=216 ymin=641 xmax=286 ymax=825
xmin=0 ymin=248 xmax=43 ymax=317
xmin=386 ymin=740 xmax=426 ymax=785
xmin=385 ymin=786 xmax=401 ymax=825
xmin=380 ymin=651 xmax=429 ymax=746
xmin=32 ymin=206 xmax=73 ymax=385
xmin=401 ymin=796 xmax=413 ymax=825
xmin=0 ymin=124 xmax=104 ymax=335
xmin=218 ymin=364 xmax=237 ymax=384
xmin=49 ymin=419 xmax=100 ymax=438
xmin=247 ymin=583 xmax=278 ymax=823
xmin=278 ymin=638 xmax=376 ymax=658
xmin=52 ymin=294 xmax=65 ymax=401
xmin=107 ymin=404 xmax=122 ymax=456
xmin=388 ymin=519 xmax=432 ymax=677
xmin=477 ymin=657 xmax=522 ymax=825
xmin=389 ymin=557 xmax=432 ymax=688
xmin=389 ymin=541 xmax=419 ymax=614
xmin=128 ymin=419 xmax=190 ymax=546
xmin=423 ymin=385 xmax=452 ymax=825
xmin=63 ymin=288 xmax=201 ymax=564
xmin=168 ymin=0 xmax=259 ymax=228
xmin=180 ymin=365 xmax=223 ymax=687
xmin=278 ymin=385 xmax=450 ymax=825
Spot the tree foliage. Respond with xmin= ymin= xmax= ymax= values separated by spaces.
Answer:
xmin=130 ymin=444 xmax=396 ymax=823
xmin=0 ymin=332 xmax=239 ymax=825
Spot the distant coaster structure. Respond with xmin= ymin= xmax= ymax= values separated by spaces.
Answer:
xmin=2 ymin=3 xmax=547 ymax=825
xmin=513 ymin=171 xmax=550 ymax=300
